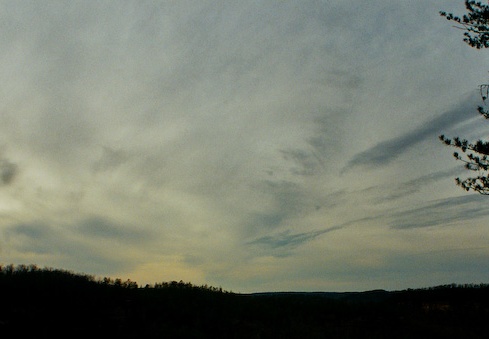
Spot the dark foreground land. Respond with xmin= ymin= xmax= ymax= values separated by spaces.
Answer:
xmin=1 ymin=264 xmax=489 ymax=338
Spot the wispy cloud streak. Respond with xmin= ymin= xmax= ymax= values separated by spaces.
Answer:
xmin=346 ymin=94 xmax=478 ymax=169
xmin=248 ymin=226 xmax=343 ymax=251
xmin=390 ymin=194 xmax=489 ymax=229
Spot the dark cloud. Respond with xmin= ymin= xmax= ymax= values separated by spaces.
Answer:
xmin=315 ymin=189 xmax=349 ymax=210
xmin=0 ymin=158 xmax=18 ymax=185
xmin=3 ymin=219 xmax=141 ymax=276
xmin=390 ymin=194 xmax=489 ymax=229
xmin=278 ymin=102 xmax=353 ymax=178
xmin=281 ymin=149 xmax=325 ymax=176
xmin=6 ymin=222 xmax=51 ymax=241
xmin=245 ymin=180 xmax=314 ymax=234
xmin=245 ymin=217 xmax=378 ymax=257
xmin=248 ymin=226 xmax=343 ymax=253
xmin=4 ymin=222 xmax=64 ymax=255
xmin=346 ymin=93 xmax=478 ymax=169
xmin=264 ymin=180 xmax=310 ymax=213
xmin=308 ymin=108 xmax=351 ymax=155
xmin=76 ymin=216 xmax=151 ymax=244
xmin=92 ymin=147 xmax=130 ymax=172
xmin=370 ymin=167 xmax=463 ymax=203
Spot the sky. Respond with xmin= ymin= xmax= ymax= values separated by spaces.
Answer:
xmin=1 ymin=0 xmax=489 ymax=293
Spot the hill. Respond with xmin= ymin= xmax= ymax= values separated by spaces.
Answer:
xmin=1 ymin=264 xmax=488 ymax=338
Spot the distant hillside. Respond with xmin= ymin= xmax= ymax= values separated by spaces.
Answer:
xmin=1 ymin=264 xmax=489 ymax=338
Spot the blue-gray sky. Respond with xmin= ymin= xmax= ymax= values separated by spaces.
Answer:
xmin=1 ymin=0 xmax=489 ymax=292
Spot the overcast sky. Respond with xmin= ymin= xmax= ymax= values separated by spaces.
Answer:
xmin=1 ymin=0 xmax=489 ymax=293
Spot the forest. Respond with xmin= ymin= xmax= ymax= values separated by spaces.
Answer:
xmin=1 ymin=264 xmax=488 ymax=338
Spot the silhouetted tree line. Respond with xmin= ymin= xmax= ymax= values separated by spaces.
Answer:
xmin=1 ymin=264 xmax=489 ymax=338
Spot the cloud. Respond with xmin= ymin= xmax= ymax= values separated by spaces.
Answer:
xmin=6 ymin=222 xmax=51 ymax=244
xmin=0 ymin=158 xmax=18 ymax=185
xmin=248 ymin=226 xmax=343 ymax=253
xmin=390 ymin=194 xmax=489 ymax=229
xmin=246 ymin=216 xmax=379 ymax=256
xmin=280 ymin=149 xmax=324 ymax=177
xmin=241 ymin=179 xmax=322 ymax=236
xmin=346 ymin=93 xmax=479 ymax=169
xmin=92 ymin=146 xmax=130 ymax=173
xmin=4 ymin=222 xmax=72 ymax=256
xmin=3 ymin=218 xmax=150 ymax=276
xmin=364 ymin=167 xmax=463 ymax=203
xmin=75 ymin=216 xmax=151 ymax=244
